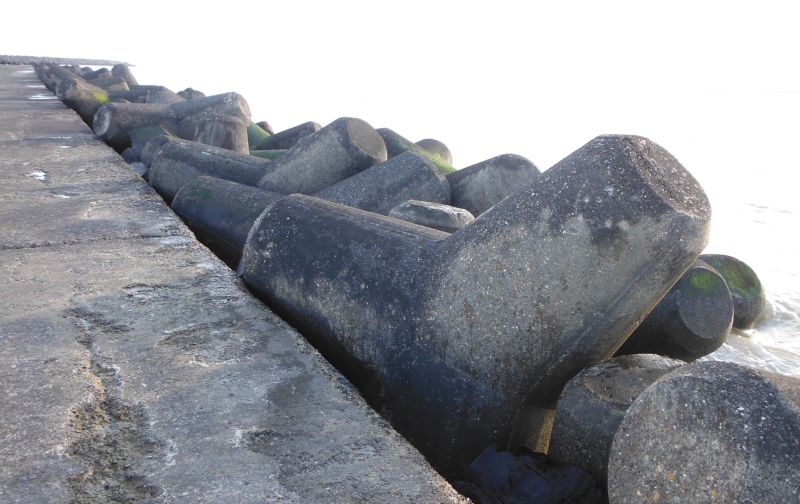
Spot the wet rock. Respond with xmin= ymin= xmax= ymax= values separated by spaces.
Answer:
xmin=608 ymin=360 xmax=800 ymax=503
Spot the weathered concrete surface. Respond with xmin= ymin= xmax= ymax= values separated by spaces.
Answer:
xmin=240 ymin=134 xmax=712 ymax=478
xmin=548 ymin=354 xmax=684 ymax=487
xmin=0 ymin=65 xmax=465 ymax=503
xmin=608 ymin=361 xmax=800 ymax=503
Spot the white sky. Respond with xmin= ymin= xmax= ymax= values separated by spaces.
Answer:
xmin=3 ymin=1 xmax=800 ymax=368
xmin=4 ymin=1 xmax=799 ymax=208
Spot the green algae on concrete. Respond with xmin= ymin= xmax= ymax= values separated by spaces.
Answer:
xmin=700 ymin=254 xmax=766 ymax=328
xmin=377 ymin=127 xmax=457 ymax=175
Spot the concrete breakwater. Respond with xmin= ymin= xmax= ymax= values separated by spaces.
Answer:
xmin=24 ymin=60 xmax=800 ymax=502
xmin=0 ymin=62 xmax=466 ymax=503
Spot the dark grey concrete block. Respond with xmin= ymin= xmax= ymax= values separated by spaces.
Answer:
xmin=148 ymin=139 xmax=270 ymax=202
xmin=140 ymin=133 xmax=174 ymax=168
xmin=252 ymin=121 xmax=321 ymax=150
xmin=256 ymin=117 xmax=387 ymax=195
xmin=172 ymin=177 xmax=284 ymax=268
xmin=172 ymin=152 xmax=451 ymax=267
xmin=111 ymin=63 xmax=138 ymax=86
xmin=93 ymin=92 xmax=251 ymax=151
xmin=240 ymin=134 xmax=711 ymax=478
xmin=84 ymin=75 xmax=129 ymax=90
xmin=388 ymin=200 xmax=474 ymax=233
xmin=256 ymin=120 xmax=274 ymax=135
xmin=608 ymin=361 xmax=800 ymax=503
xmin=129 ymin=125 xmax=172 ymax=161
xmin=193 ymin=113 xmax=249 ymax=153
xmin=92 ymin=101 xmax=171 ymax=151
xmin=455 ymin=446 xmax=604 ymax=504
xmin=53 ymin=72 xmax=110 ymax=127
xmin=446 ymin=153 xmax=541 ymax=216
xmin=616 ymin=260 xmax=734 ymax=361
xmin=548 ymin=354 xmax=684 ymax=488
xmin=313 ymin=151 xmax=450 ymax=214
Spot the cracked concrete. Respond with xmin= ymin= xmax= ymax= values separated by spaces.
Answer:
xmin=0 ymin=64 xmax=466 ymax=503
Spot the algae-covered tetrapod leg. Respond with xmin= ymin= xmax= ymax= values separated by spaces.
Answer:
xmin=240 ymin=134 xmax=711 ymax=478
xmin=615 ymin=260 xmax=734 ymax=361
xmin=378 ymin=127 xmax=457 ymax=175
xmin=699 ymin=253 xmax=766 ymax=328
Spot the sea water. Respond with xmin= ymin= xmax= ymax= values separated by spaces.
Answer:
xmin=700 ymin=196 xmax=800 ymax=377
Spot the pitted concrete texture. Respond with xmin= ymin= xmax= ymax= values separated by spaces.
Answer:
xmin=0 ymin=65 xmax=466 ymax=503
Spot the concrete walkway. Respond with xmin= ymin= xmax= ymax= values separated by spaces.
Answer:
xmin=0 ymin=64 xmax=465 ymax=503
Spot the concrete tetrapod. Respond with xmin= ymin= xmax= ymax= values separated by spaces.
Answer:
xmin=378 ymin=127 xmax=457 ymax=175
xmin=252 ymin=121 xmax=321 ymax=151
xmin=256 ymin=117 xmax=388 ymax=195
xmin=388 ymin=200 xmax=475 ymax=233
xmin=193 ymin=113 xmax=249 ymax=153
xmin=548 ymin=354 xmax=684 ymax=488
xmin=172 ymin=151 xmax=451 ymax=267
xmin=615 ymin=259 xmax=734 ymax=361
xmin=239 ymin=134 xmax=711 ymax=478
xmin=150 ymin=117 xmax=388 ymax=203
xmin=148 ymin=139 xmax=269 ymax=202
xmin=699 ymin=253 xmax=766 ymax=328
xmin=446 ymin=153 xmax=541 ymax=217
xmin=93 ymin=91 xmax=251 ymax=151
xmin=416 ymin=138 xmax=454 ymax=165
xmin=608 ymin=361 xmax=800 ymax=503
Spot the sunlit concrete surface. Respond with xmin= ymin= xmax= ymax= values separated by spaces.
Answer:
xmin=0 ymin=64 xmax=465 ymax=504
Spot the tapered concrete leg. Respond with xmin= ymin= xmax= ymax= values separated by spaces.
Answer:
xmin=240 ymin=134 xmax=711 ymax=478
xmin=608 ymin=361 xmax=800 ymax=503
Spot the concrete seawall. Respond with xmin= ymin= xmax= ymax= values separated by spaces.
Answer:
xmin=0 ymin=64 xmax=465 ymax=503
